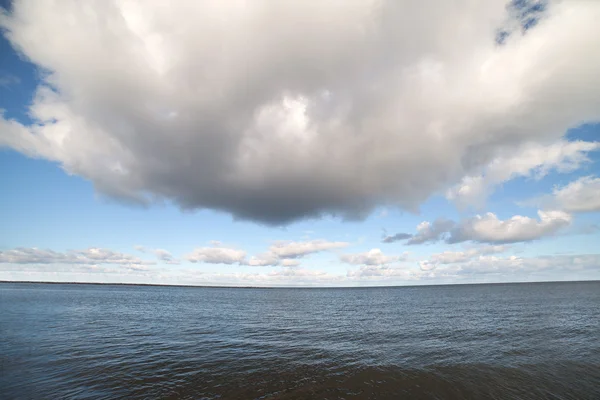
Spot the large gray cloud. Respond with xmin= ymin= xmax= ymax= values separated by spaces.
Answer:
xmin=2 ymin=0 xmax=600 ymax=224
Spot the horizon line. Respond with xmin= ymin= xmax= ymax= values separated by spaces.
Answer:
xmin=1 ymin=279 xmax=598 ymax=290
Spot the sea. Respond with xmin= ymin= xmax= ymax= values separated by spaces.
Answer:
xmin=1 ymin=281 xmax=599 ymax=399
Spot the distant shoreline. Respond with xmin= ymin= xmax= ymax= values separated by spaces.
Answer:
xmin=1 ymin=279 xmax=598 ymax=290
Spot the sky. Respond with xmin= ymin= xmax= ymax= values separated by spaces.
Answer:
xmin=1 ymin=0 xmax=599 ymax=287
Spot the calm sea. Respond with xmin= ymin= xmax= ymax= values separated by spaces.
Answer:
xmin=1 ymin=281 xmax=599 ymax=399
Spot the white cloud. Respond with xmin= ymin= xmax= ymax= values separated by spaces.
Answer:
xmin=433 ymin=253 xmax=600 ymax=277
xmin=182 ymin=267 xmax=344 ymax=286
xmin=169 ymin=239 xmax=348 ymax=267
xmin=550 ymin=176 xmax=600 ymax=213
xmin=2 ymin=247 xmax=598 ymax=286
xmin=346 ymin=265 xmax=415 ymax=279
xmin=447 ymin=141 xmax=600 ymax=208
xmin=185 ymin=246 xmax=247 ymax=265
xmin=267 ymin=240 xmax=348 ymax=259
xmin=0 ymin=247 xmax=154 ymax=266
xmin=246 ymin=253 xmax=280 ymax=267
xmin=0 ymin=73 xmax=20 ymax=88
xmin=449 ymin=210 xmax=571 ymax=244
xmin=340 ymin=248 xmax=406 ymax=265
xmin=2 ymin=0 xmax=600 ymax=224
xmin=134 ymin=245 xmax=180 ymax=264
xmin=245 ymin=239 xmax=347 ymax=266
xmin=402 ymin=210 xmax=571 ymax=245
xmin=281 ymin=259 xmax=301 ymax=267
xmin=418 ymin=245 xmax=507 ymax=271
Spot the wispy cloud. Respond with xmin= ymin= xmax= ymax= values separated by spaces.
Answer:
xmin=0 ymin=73 xmax=20 ymax=88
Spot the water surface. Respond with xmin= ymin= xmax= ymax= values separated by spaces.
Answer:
xmin=1 ymin=281 xmax=599 ymax=399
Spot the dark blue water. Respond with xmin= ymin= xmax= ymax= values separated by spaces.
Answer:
xmin=1 ymin=281 xmax=599 ymax=399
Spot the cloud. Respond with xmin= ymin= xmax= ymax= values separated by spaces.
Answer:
xmin=154 ymin=249 xmax=178 ymax=264
xmin=382 ymin=232 xmax=412 ymax=243
xmin=267 ymin=240 xmax=349 ymax=259
xmin=0 ymin=73 xmax=20 ymax=88
xmin=346 ymin=265 xmax=415 ymax=279
xmin=185 ymin=246 xmax=247 ymax=265
xmin=182 ymin=267 xmax=344 ymax=286
xmin=0 ymin=247 xmax=154 ymax=266
xmin=281 ymin=259 xmax=301 ymax=267
xmin=433 ymin=253 xmax=600 ymax=277
xmin=548 ymin=176 xmax=600 ymax=213
xmin=407 ymin=218 xmax=455 ymax=245
xmin=340 ymin=248 xmax=406 ymax=266
xmin=180 ymin=239 xmax=348 ymax=266
xmin=418 ymin=245 xmax=507 ymax=271
xmin=246 ymin=253 xmax=281 ymax=267
xmin=447 ymin=141 xmax=600 ymax=208
xmin=134 ymin=245 xmax=180 ymax=264
xmin=245 ymin=239 xmax=347 ymax=266
xmin=448 ymin=210 xmax=571 ymax=244
xmin=400 ymin=210 xmax=571 ymax=246
xmin=2 ymin=1 xmax=600 ymax=224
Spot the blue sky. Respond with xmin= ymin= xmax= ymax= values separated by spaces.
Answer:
xmin=1 ymin=0 xmax=599 ymax=286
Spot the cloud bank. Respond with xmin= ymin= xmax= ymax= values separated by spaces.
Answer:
xmin=2 ymin=0 xmax=600 ymax=223
xmin=0 ymin=247 xmax=154 ymax=267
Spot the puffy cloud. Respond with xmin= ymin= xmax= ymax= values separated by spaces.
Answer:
xmin=549 ymin=176 xmax=600 ymax=213
xmin=0 ymin=247 xmax=154 ymax=266
xmin=340 ymin=248 xmax=406 ymax=265
xmin=185 ymin=246 xmax=247 ymax=265
xmin=401 ymin=210 xmax=571 ymax=246
xmin=407 ymin=218 xmax=455 ymax=245
xmin=2 ymin=1 xmax=600 ymax=224
xmin=447 ymin=141 xmax=600 ymax=208
xmin=381 ymin=232 xmax=412 ymax=243
xmin=448 ymin=210 xmax=571 ymax=244
xmin=267 ymin=240 xmax=348 ymax=259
